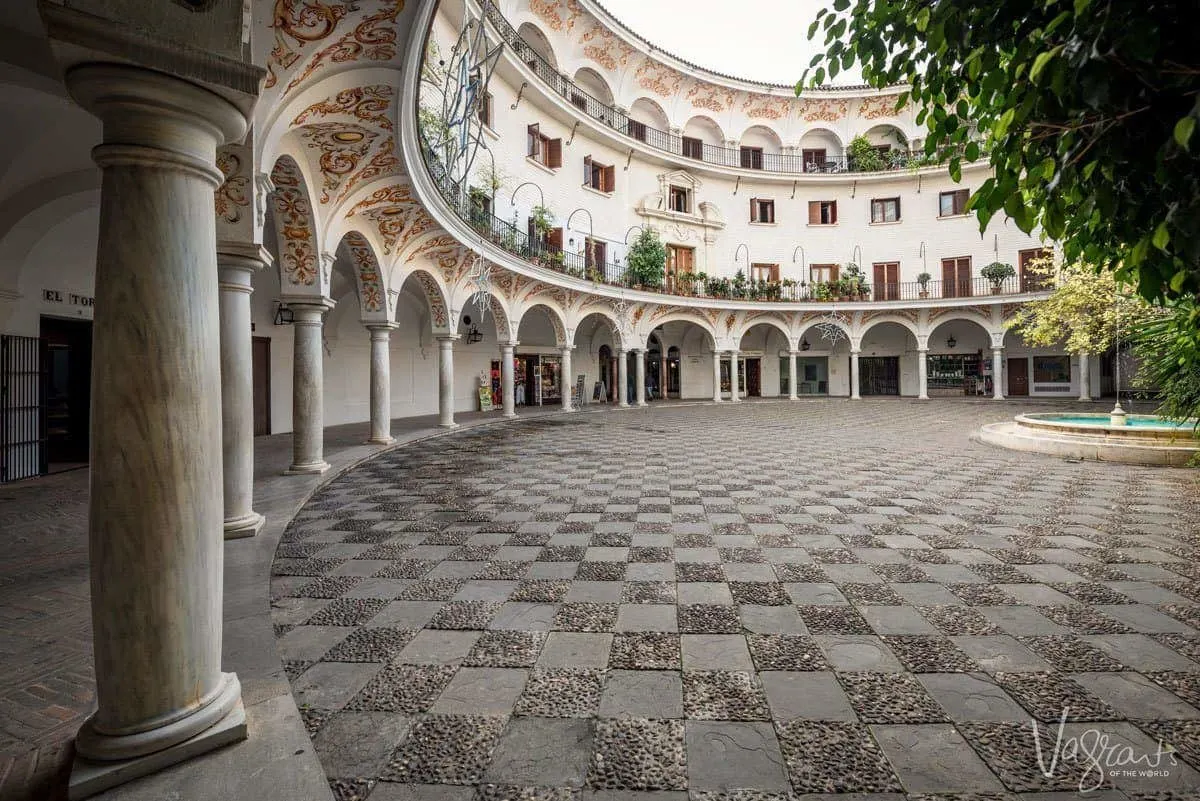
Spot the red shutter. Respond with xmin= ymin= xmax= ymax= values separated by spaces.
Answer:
xmin=750 ymin=198 xmax=757 ymax=222
xmin=603 ymin=165 xmax=615 ymax=193
xmin=767 ymin=201 xmax=775 ymax=223
xmin=583 ymin=155 xmax=592 ymax=185
xmin=548 ymin=227 xmax=563 ymax=250
xmin=808 ymin=201 xmax=820 ymax=225
xmin=548 ymin=138 xmax=562 ymax=169
xmin=830 ymin=201 xmax=838 ymax=224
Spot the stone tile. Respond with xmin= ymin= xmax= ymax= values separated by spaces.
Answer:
xmin=368 ymin=600 xmax=452 ymax=629
xmin=680 ymin=634 xmax=754 ymax=671
xmin=537 ymin=632 xmax=613 ymax=668
xmin=1072 ymin=671 xmax=1200 ymax=719
xmin=950 ymin=635 xmax=1054 ymax=673
xmin=681 ymin=671 xmax=770 ymax=721
xmin=616 ymin=604 xmax=678 ymax=633
xmin=293 ymin=662 xmax=381 ymax=710
xmin=379 ymin=714 xmax=507 ymax=784
xmin=484 ymin=717 xmax=593 ymax=787
xmin=684 ymin=721 xmax=789 ymax=792
xmin=860 ymin=606 xmax=939 ymax=635
xmin=430 ymin=667 xmax=529 ymax=715
xmin=814 ymin=635 xmax=904 ymax=672
xmin=775 ymin=720 xmax=902 ymax=793
xmin=870 ymin=723 xmax=1006 ymax=792
xmin=737 ymin=605 xmax=807 ymax=635
xmin=759 ymin=671 xmax=856 ymax=721
xmin=917 ymin=672 xmax=1029 ymax=721
xmin=395 ymin=630 xmax=481 ymax=665
xmin=1084 ymin=633 xmax=1200 ymax=671
xmin=278 ymin=625 xmax=357 ymax=662
xmin=312 ymin=711 xmax=413 ymax=778
xmin=489 ymin=602 xmax=560 ymax=631
xmin=587 ymin=719 xmax=687 ymax=790
xmin=599 ymin=670 xmax=684 ymax=719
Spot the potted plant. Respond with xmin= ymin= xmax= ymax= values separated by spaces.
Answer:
xmin=842 ymin=263 xmax=868 ymax=300
xmin=847 ymin=134 xmax=886 ymax=172
xmin=812 ymin=281 xmax=832 ymax=302
xmin=624 ymin=226 xmax=666 ymax=290
xmin=732 ymin=269 xmax=748 ymax=298
xmin=530 ymin=204 xmax=554 ymax=240
xmin=981 ymin=261 xmax=1016 ymax=294
xmin=693 ymin=272 xmax=708 ymax=296
xmin=916 ymin=272 xmax=932 ymax=299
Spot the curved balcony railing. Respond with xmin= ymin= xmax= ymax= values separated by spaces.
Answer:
xmin=479 ymin=0 xmax=942 ymax=175
xmin=424 ymin=144 xmax=1037 ymax=304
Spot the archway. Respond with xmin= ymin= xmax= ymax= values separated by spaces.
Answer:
xmin=652 ymin=317 xmax=718 ymax=399
xmin=574 ymin=311 xmax=620 ymax=403
xmin=738 ymin=322 xmax=791 ymax=397
xmin=516 ymin=22 xmax=558 ymax=71
xmin=515 ymin=304 xmax=567 ymax=407
xmin=796 ymin=319 xmax=853 ymax=396
xmin=858 ymin=321 xmax=919 ymax=397
xmin=925 ymin=317 xmax=994 ymax=397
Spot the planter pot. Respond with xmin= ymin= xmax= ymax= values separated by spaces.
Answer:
xmin=990 ymin=284 xmax=1003 ymax=295
xmin=918 ymin=289 xmax=929 ymax=298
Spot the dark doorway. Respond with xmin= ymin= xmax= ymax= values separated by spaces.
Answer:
xmin=598 ymin=345 xmax=613 ymax=401
xmin=859 ymin=356 xmax=900 ymax=396
xmin=745 ymin=358 xmax=762 ymax=397
xmin=666 ymin=346 xmax=681 ymax=398
xmin=253 ymin=336 xmax=271 ymax=436
xmin=647 ymin=335 xmax=662 ymax=400
xmin=1008 ymin=357 xmax=1029 ymax=396
xmin=41 ymin=317 xmax=92 ymax=467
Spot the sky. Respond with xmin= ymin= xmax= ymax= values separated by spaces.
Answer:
xmin=596 ymin=0 xmax=864 ymax=86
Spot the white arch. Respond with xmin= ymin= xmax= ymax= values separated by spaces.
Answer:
xmin=737 ymin=318 xmax=792 ymax=348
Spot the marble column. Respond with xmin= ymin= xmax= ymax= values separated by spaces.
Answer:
xmin=918 ymin=348 xmax=930 ymax=400
xmin=788 ymin=351 xmax=798 ymax=400
xmin=64 ymin=62 xmax=247 ymax=787
xmin=367 ymin=324 xmax=396 ymax=443
xmin=729 ymin=352 xmax=740 ymax=402
xmin=1078 ymin=352 xmax=1092 ymax=401
xmin=501 ymin=343 xmax=517 ymax=417
xmin=218 ymin=244 xmax=266 ymax=540
xmin=617 ymin=349 xmax=629 ymax=407
xmin=992 ymin=347 xmax=1005 ymax=400
xmin=635 ymin=349 xmax=647 ymax=406
xmin=438 ymin=335 xmax=459 ymax=427
xmin=286 ymin=299 xmax=334 ymax=474
xmin=850 ymin=349 xmax=862 ymax=399
xmin=712 ymin=350 xmax=722 ymax=402
xmin=560 ymin=346 xmax=574 ymax=411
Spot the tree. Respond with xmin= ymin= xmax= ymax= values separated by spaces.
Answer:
xmin=1004 ymin=257 xmax=1158 ymax=354
xmin=800 ymin=0 xmax=1200 ymax=307
xmin=625 ymin=226 xmax=666 ymax=288
xmin=1132 ymin=300 xmax=1200 ymax=429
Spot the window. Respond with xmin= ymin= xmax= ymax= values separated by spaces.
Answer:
xmin=872 ymin=262 xmax=899 ymax=300
xmin=584 ymin=237 xmax=607 ymax=270
xmin=526 ymin=123 xmax=562 ymax=169
xmin=750 ymin=263 xmax=779 ymax=282
xmin=810 ymin=263 xmax=839 ymax=283
xmin=941 ymin=256 xmax=972 ymax=298
xmin=682 ymin=136 xmax=703 ymax=160
xmin=801 ymin=148 xmax=826 ymax=171
xmin=740 ymin=146 xmax=764 ymax=170
xmin=807 ymin=200 xmax=838 ymax=225
xmin=570 ymin=92 xmax=588 ymax=112
xmin=668 ymin=185 xmax=691 ymax=214
xmin=626 ymin=119 xmax=647 ymax=142
xmin=477 ymin=92 xmax=493 ymax=128
xmin=583 ymin=156 xmax=615 ymax=193
xmin=666 ymin=244 xmax=695 ymax=291
xmin=939 ymin=188 xmax=969 ymax=217
xmin=1034 ymin=356 xmax=1071 ymax=383
xmin=750 ymin=198 xmax=775 ymax=223
xmin=870 ymin=197 xmax=901 ymax=223
xmin=1019 ymin=247 xmax=1054 ymax=292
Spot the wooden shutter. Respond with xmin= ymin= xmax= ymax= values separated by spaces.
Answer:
xmin=830 ymin=201 xmax=838 ymax=224
xmin=941 ymin=258 xmax=958 ymax=297
xmin=547 ymin=227 xmax=563 ymax=250
xmin=602 ymin=165 xmax=615 ymax=193
xmin=830 ymin=264 xmax=840 ymax=282
xmin=750 ymin=198 xmax=758 ymax=222
xmin=955 ymin=189 xmax=969 ymax=214
xmin=808 ymin=201 xmax=820 ymax=225
xmin=547 ymin=138 xmax=562 ymax=169
xmin=766 ymin=201 xmax=774 ymax=223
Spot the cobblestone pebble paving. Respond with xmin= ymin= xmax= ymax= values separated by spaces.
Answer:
xmin=272 ymin=402 xmax=1200 ymax=798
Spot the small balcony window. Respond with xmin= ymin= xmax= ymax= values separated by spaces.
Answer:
xmin=739 ymin=146 xmax=764 ymax=170
xmin=939 ymin=188 xmax=969 ymax=217
xmin=807 ymin=200 xmax=837 ymax=225
xmin=668 ymin=185 xmax=691 ymax=214
xmin=750 ymin=198 xmax=775 ymax=224
xmin=682 ymin=136 xmax=703 ymax=160
xmin=870 ymin=197 xmax=901 ymax=223
xmin=583 ymin=156 xmax=615 ymax=193
xmin=527 ymin=123 xmax=562 ymax=169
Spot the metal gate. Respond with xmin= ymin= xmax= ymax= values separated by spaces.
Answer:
xmin=1 ymin=335 xmax=47 ymax=483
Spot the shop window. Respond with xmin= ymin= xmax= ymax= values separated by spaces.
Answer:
xmin=807 ymin=200 xmax=837 ymax=225
xmin=740 ymin=146 xmax=764 ymax=170
xmin=751 ymin=263 xmax=779 ymax=282
xmin=527 ymin=123 xmax=562 ymax=168
xmin=682 ymin=136 xmax=703 ymax=160
xmin=939 ymin=188 xmax=969 ymax=217
xmin=810 ymin=263 xmax=839 ymax=283
xmin=477 ymin=92 xmax=493 ymax=128
xmin=750 ymin=198 xmax=775 ymax=223
xmin=1034 ymin=355 xmax=1071 ymax=383
xmin=870 ymin=197 xmax=901 ymax=223
xmin=668 ymin=184 xmax=691 ymax=214
xmin=583 ymin=156 xmax=615 ymax=193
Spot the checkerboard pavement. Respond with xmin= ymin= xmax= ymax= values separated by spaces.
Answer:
xmin=271 ymin=401 xmax=1200 ymax=800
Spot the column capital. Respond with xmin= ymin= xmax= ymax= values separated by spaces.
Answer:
xmin=216 ymin=242 xmax=271 ymax=271
xmin=283 ymin=297 xmax=334 ymax=325
xmin=850 ymin=347 xmax=862 ymax=355
xmin=437 ymin=334 xmax=461 ymax=342
xmin=280 ymin=295 xmax=335 ymax=311
xmin=365 ymin=322 xmax=398 ymax=335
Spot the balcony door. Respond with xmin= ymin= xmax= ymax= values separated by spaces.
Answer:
xmin=941 ymin=257 xmax=972 ymax=298
xmin=666 ymin=245 xmax=694 ymax=292
xmin=872 ymin=262 xmax=899 ymax=300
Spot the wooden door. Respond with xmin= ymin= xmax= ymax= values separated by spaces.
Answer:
xmin=1007 ymin=357 xmax=1029 ymax=396
xmin=252 ymin=336 xmax=271 ymax=436
xmin=873 ymin=262 xmax=899 ymax=300
xmin=746 ymin=358 xmax=761 ymax=397
xmin=941 ymin=257 xmax=972 ymax=298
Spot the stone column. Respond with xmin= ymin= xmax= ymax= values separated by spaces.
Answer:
xmin=635 ymin=349 xmax=647 ymax=406
xmin=501 ymin=343 xmax=517 ymax=417
xmin=438 ymin=335 xmax=459 ymax=427
xmin=729 ymin=352 xmax=740 ymax=402
xmin=617 ymin=349 xmax=629 ymax=407
xmin=560 ymin=346 xmax=574 ymax=411
xmin=1078 ymin=352 xmax=1092 ymax=401
xmin=712 ymin=350 xmax=722 ymax=402
xmin=217 ymin=244 xmax=266 ymax=540
xmin=64 ymin=63 xmax=247 ymax=788
xmin=992 ymin=347 xmax=1005 ymax=400
xmin=918 ymin=348 xmax=930 ymax=400
xmin=286 ymin=299 xmax=334 ymax=474
xmin=788 ymin=351 xmax=798 ymax=400
xmin=850 ymin=349 xmax=862 ymax=399
xmin=367 ymin=324 xmax=396 ymax=443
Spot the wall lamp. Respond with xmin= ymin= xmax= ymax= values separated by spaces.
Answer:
xmin=273 ymin=301 xmax=294 ymax=325
xmin=946 ymin=335 xmax=957 ymax=349
xmin=462 ymin=315 xmax=484 ymax=344
xmin=800 ymin=338 xmax=811 ymax=351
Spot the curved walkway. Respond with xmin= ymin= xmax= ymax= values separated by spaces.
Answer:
xmin=274 ymin=401 xmax=1200 ymax=799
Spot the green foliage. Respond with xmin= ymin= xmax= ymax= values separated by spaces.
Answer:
xmin=916 ymin=271 xmax=932 ymax=286
xmin=1132 ymin=299 xmax=1200 ymax=431
xmin=530 ymin=205 xmax=554 ymax=237
xmin=847 ymin=135 xmax=886 ymax=172
xmin=981 ymin=261 xmax=1016 ymax=285
xmin=800 ymin=0 xmax=1200 ymax=306
xmin=625 ymin=226 xmax=666 ymax=288
xmin=1005 ymin=258 xmax=1158 ymax=355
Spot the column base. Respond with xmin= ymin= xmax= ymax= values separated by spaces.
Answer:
xmin=918 ymin=394 xmax=929 ymax=400
xmin=366 ymin=436 xmax=394 ymax=445
xmin=70 ymin=697 xmax=246 ymax=800
xmin=284 ymin=460 xmax=330 ymax=476
xmin=788 ymin=395 xmax=798 ymax=401
xmin=993 ymin=395 xmax=1005 ymax=401
xmin=503 ymin=411 xmax=518 ymax=419
xmin=439 ymin=421 xmax=459 ymax=429
xmin=223 ymin=512 xmax=264 ymax=540
xmin=636 ymin=401 xmax=647 ymax=407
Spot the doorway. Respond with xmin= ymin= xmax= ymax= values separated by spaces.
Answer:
xmin=598 ymin=345 xmax=614 ymax=401
xmin=1007 ymin=357 xmax=1029 ymax=396
xmin=41 ymin=317 xmax=92 ymax=468
xmin=666 ymin=346 xmax=681 ymax=398
xmin=252 ymin=336 xmax=271 ymax=435
xmin=859 ymin=356 xmax=899 ymax=396
xmin=745 ymin=358 xmax=761 ymax=397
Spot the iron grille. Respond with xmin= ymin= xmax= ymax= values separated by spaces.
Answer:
xmin=1 ymin=335 xmax=47 ymax=482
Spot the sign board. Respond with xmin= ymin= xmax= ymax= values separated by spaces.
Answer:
xmin=478 ymin=387 xmax=493 ymax=411
xmin=576 ymin=375 xmax=586 ymax=406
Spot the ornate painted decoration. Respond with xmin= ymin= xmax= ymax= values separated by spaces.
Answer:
xmin=742 ymin=93 xmax=791 ymax=121
xmin=800 ymin=97 xmax=851 ymax=123
xmin=298 ymin=122 xmax=378 ymax=203
xmin=215 ymin=150 xmax=250 ymax=224
xmin=686 ymin=82 xmax=734 ymax=114
xmin=266 ymin=0 xmax=351 ymax=89
xmin=413 ymin=271 xmax=449 ymax=328
xmin=859 ymin=94 xmax=903 ymax=120
xmin=292 ymin=85 xmax=394 ymax=130
xmin=286 ymin=0 xmax=405 ymax=93
xmin=635 ymin=58 xmax=684 ymax=98
xmin=579 ymin=23 xmax=634 ymax=71
xmin=343 ymin=231 xmax=385 ymax=313
xmin=269 ymin=157 xmax=319 ymax=286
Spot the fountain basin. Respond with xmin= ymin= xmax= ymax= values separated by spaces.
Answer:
xmin=976 ymin=413 xmax=1199 ymax=467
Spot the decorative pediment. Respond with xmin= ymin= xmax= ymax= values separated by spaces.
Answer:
xmin=658 ymin=169 xmax=701 ymax=192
